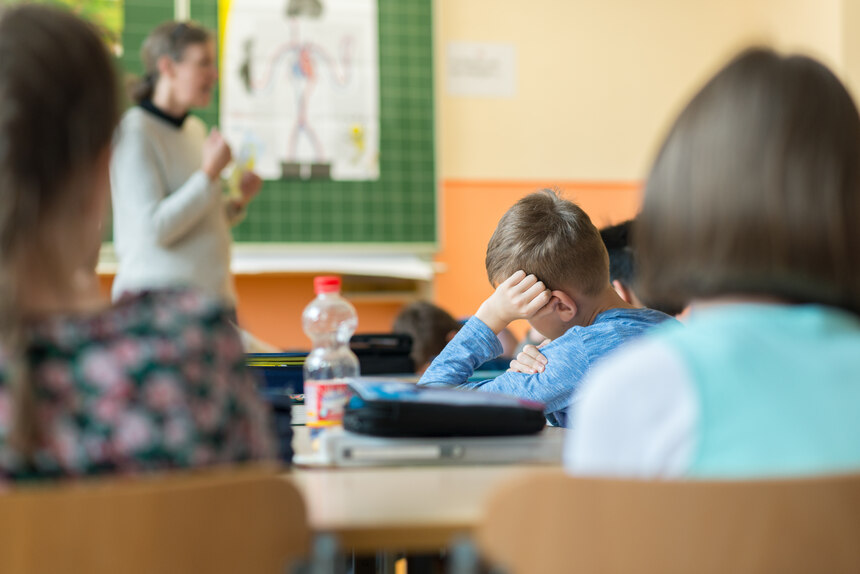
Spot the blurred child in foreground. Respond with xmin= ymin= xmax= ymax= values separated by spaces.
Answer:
xmin=567 ymin=49 xmax=860 ymax=478
xmin=0 ymin=5 xmax=274 ymax=482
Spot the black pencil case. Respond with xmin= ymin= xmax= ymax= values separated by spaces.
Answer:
xmin=342 ymin=380 xmax=546 ymax=438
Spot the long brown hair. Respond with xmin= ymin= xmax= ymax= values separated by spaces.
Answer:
xmin=132 ymin=20 xmax=212 ymax=103
xmin=636 ymin=48 xmax=860 ymax=313
xmin=0 ymin=5 xmax=120 ymax=460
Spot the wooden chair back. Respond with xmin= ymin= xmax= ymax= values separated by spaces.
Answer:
xmin=0 ymin=464 xmax=309 ymax=574
xmin=477 ymin=469 xmax=860 ymax=574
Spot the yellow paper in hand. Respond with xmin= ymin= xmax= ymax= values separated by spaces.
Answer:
xmin=228 ymin=143 xmax=257 ymax=199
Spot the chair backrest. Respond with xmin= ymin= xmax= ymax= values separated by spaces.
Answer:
xmin=477 ymin=469 xmax=860 ymax=574
xmin=0 ymin=464 xmax=309 ymax=574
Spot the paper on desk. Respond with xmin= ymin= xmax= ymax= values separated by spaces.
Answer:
xmin=293 ymin=426 xmax=565 ymax=468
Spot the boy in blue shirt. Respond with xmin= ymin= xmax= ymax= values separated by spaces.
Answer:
xmin=418 ymin=190 xmax=674 ymax=427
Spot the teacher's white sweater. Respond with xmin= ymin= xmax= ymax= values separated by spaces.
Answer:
xmin=110 ymin=107 xmax=238 ymax=304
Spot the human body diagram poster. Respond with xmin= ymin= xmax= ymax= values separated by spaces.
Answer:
xmin=220 ymin=0 xmax=379 ymax=181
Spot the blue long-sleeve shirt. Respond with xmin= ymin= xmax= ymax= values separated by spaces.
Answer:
xmin=418 ymin=308 xmax=675 ymax=427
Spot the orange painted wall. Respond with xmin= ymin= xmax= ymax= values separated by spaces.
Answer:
xmin=231 ymin=275 xmax=405 ymax=350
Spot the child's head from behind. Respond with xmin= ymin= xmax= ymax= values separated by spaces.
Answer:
xmin=601 ymin=220 xmax=685 ymax=316
xmin=393 ymin=301 xmax=461 ymax=374
xmin=600 ymin=220 xmax=640 ymax=306
xmin=0 ymin=4 xmax=119 ymax=460
xmin=486 ymin=189 xmax=610 ymax=296
xmin=0 ymin=5 xmax=119 ymax=289
xmin=637 ymin=48 xmax=860 ymax=312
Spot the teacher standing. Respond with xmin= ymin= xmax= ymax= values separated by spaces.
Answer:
xmin=111 ymin=21 xmax=261 ymax=305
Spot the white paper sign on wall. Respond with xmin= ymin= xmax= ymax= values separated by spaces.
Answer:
xmin=446 ymin=42 xmax=517 ymax=98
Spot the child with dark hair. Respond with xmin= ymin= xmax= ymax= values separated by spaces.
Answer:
xmin=393 ymin=302 xmax=461 ymax=375
xmin=601 ymin=220 xmax=685 ymax=315
xmin=567 ymin=49 xmax=860 ymax=478
xmin=418 ymin=190 xmax=675 ymax=426
xmin=600 ymin=220 xmax=639 ymax=306
xmin=0 ymin=5 xmax=273 ymax=482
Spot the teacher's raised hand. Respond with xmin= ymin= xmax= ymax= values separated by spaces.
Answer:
xmin=202 ymin=127 xmax=232 ymax=181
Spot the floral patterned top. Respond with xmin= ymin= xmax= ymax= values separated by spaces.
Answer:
xmin=0 ymin=289 xmax=275 ymax=483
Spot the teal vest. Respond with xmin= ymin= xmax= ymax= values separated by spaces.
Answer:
xmin=654 ymin=304 xmax=860 ymax=478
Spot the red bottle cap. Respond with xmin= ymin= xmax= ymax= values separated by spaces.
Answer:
xmin=314 ymin=276 xmax=342 ymax=294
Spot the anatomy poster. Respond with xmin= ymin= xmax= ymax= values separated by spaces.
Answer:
xmin=220 ymin=0 xmax=379 ymax=181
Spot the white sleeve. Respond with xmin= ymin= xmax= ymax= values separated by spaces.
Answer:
xmin=564 ymin=339 xmax=699 ymax=478
xmin=112 ymin=124 xmax=220 ymax=247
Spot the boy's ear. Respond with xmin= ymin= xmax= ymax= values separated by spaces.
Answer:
xmin=445 ymin=329 xmax=458 ymax=343
xmin=551 ymin=290 xmax=578 ymax=322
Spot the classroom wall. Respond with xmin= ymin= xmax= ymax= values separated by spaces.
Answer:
xmin=841 ymin=0 xmax=860 ymax=100
xmin=105 ymin=0 xmax=851 ymax=350
xmin=437 ymin=0 xmax=761 ymax=182
xmin=431 ymin=0 xmax=847 ymax=338
xmin=755 ymin=0 xmax=842 ymax=69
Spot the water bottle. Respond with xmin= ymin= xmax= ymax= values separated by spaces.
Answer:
xmin=302 ymin=276 xmax=360 ymax=426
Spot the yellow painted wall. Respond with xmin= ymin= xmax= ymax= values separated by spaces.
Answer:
xmin=436 ymin=0 xmax=771 ymax=181
xmin=755 ymin=0 xmax=842 ymax=68
xmin=841 ymin=0 xmax=860 ymax=99
xmin=137 ymin=0 xmax=848 ymax=350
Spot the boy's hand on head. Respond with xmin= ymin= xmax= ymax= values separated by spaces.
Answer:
xmin=475 ymin=270 xmax=552 ymax=334
xmin=508 ymin=339 xmax=551 ymax=374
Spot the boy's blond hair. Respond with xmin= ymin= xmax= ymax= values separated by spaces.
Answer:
xmin=485 ymin=189 xmax=610 ymax=295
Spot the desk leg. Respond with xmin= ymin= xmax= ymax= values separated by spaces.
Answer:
xmin=376 ymin=552 xmax=397 ymax=574
xmin=309 ymin=534 xmax=340 ymax=574
xmin=448 ymin=538 xmax=480 ymax=574
xmin=351 ymin=552 xmax=397 ymax=574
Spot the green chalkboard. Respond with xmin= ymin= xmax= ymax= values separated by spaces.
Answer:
xmin=119 ymin=0 xmax=436 ymax=246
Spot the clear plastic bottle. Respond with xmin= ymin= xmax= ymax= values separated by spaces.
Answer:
xmin=302 ymin=276 xmax=360 ymax=426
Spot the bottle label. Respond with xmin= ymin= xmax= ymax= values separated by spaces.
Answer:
xmin=305 ymin=379 xmax=351 ymax=426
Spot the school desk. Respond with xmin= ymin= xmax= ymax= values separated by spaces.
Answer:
xmin=284 ymin=427 xmax=565 ymax=554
